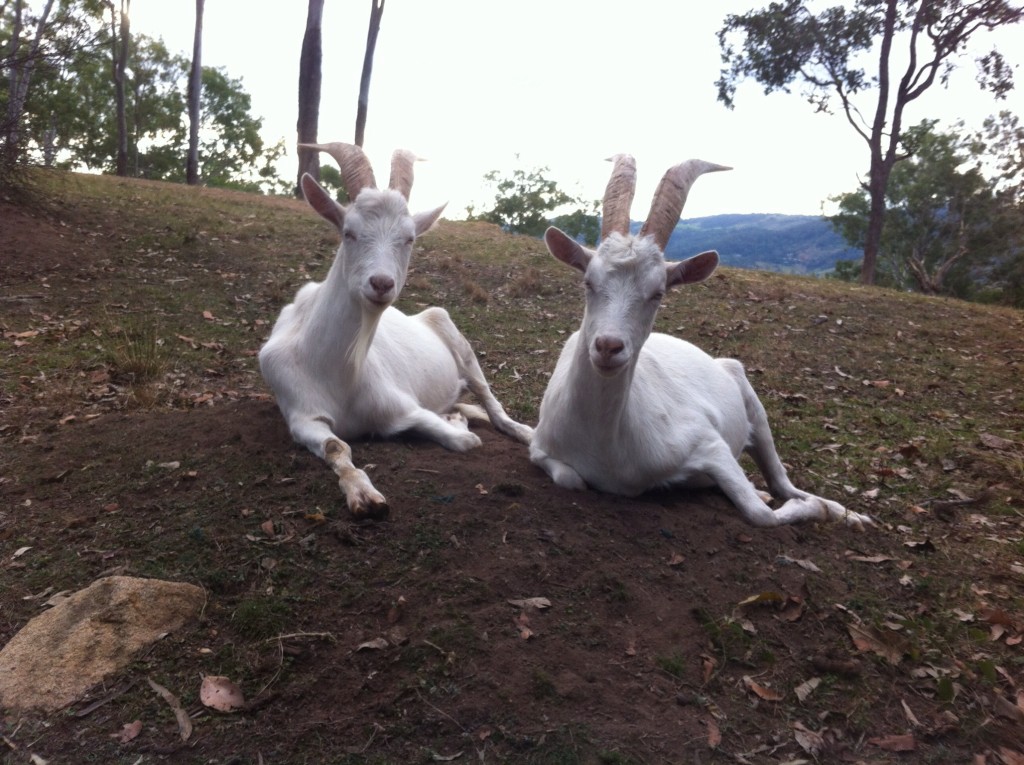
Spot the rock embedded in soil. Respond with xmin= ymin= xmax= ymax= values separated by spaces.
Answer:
xmin=0 ymin=576 xmax=205 ymax=712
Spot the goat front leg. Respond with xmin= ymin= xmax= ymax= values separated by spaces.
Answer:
xmin=324 ymin=438 xmax=390 ymax=519
xmin=288 ymin=415 xmax=389 ymax=519
xmin=529 ymin=445 xmax=587 ymax=490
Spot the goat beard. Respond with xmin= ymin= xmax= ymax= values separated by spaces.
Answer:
xmin=344 ymin=306 xmax=386 ymax=381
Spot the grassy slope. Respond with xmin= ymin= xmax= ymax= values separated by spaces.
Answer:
xmin=1 ymin=170 xmax=1023 ymax=763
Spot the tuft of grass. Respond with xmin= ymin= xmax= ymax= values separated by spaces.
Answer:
xmin=107 ymin=323 xmax=168 ymax=384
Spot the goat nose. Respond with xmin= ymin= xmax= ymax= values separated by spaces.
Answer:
xmin=369 ymin=275 xmax=395 ymax=296
xmin=594 ymin=335 xmax=625 ymax=358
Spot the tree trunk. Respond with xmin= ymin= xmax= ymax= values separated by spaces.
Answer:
xmin=111 ymin=0 xmax=131 ymax=177
xmin=354 ymin=0 xmax=384 ymax=148
xmin=186 ymin=0 xmax=204 ymax=185
xmin=3 ymin=0 xmax=57 ymax=167
xmin=295 ymin=0 xmax=324 ymax=195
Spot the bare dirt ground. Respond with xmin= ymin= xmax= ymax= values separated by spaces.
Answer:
xmin=2 ymin=174 xmax=1023 ymax=764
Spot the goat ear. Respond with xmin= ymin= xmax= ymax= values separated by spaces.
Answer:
xmin=544 ymin=227 xmax=592 ymax=273
xmin=300 ymin=173 xmax=346 ymax=231
xmin=666 ymin=250 xmax=719 ymax=288
xmin=413 ymin=203 xmax=447 ymax=237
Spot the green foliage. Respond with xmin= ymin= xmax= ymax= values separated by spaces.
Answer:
xmin=468 ymin=164 xmax=598 ymax=242
xmin=4 ymin=2 xmax=286 ymax=193
xmin=829 ymin=119 xmax=1024 ymax=303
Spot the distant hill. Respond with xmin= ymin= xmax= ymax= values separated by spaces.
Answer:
xmin=631 ymin=214 xmax=861 ymax=275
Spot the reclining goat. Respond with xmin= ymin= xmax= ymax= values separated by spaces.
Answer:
xmin=529 ymin=154 xmax=872 ymax=529
xmin=259 ymin=142 xmax=533 ymax=518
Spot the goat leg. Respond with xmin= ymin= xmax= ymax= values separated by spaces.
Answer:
xmin=324 ymin=438 xmax=389 ymax=520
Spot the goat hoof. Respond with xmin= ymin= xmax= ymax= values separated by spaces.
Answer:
xmin=350 ymin=500 xmax=390 ymax=521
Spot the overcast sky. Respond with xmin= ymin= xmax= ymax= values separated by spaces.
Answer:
xmin=130 ymin=1 xmax=1023 ymax=220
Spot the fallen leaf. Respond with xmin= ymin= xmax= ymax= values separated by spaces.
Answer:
xmin=846 ymin=553 xmax=896 ymax=564
xmin=776 ymin=555 xmax=821 ymax=573
xmin=706 ymin=716 xmax=722 ymax=749
xmin=980 ymin=433 xmax=1016 ymax=451
xmin=701 ymin=654 xmax=717 ymax=684
xmin=868 ymin=733 xmax=916 ymax=752
xmin=516 ymin=612 xmax=533 ymax=640
xmin=904 ymin=538 xmax=936 ymax=553
xmin=260 ymin=520 xmax=276 ymax=537
xmin=737 ymin=591 xmax=784 ymax=608
xmin=356 ymin=637 xmax=389 ymax=651
xmin=794 ymin=677 xmax=820 ymax=702
xmin=109 ymin=720 xmax=143 ymax=743
xmin=792 ymin=721 xmax=824 ymax=755
xmin=847 ymin=623 xmax=907 ymax=665
xmin=200 ymin=675 xmax=246 ymax=712
xmin=147 ymin=677 xmax=192 ymax=741
xmin=901 ymin=698 xmax=920 ymax=727
xmin=742 ymin=675 xmax=783 ymax=701
xmin=507 ymin=597 xmax=551 ymax=610
xmin=666 ymin=552 xmax=686 ymax=567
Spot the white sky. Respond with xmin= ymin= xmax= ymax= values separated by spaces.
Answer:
xmin=130 ymin=0 xmax=1023 ymax=219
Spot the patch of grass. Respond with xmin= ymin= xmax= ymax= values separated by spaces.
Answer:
xmin=231 ymin=595 xmax=290 ymax=640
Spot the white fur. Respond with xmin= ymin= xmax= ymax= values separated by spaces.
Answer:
xmin=260 ymin=174 xmax=532 ymax=517
xmin=530 ymin=203 xmax=872 ymax=530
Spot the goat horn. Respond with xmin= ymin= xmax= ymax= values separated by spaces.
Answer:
xmin=601 ymin=154 xmax=637 ymax=241
xmin=639 ymin=160 xmax=731 ymax=251
xmin=388 ymin=149 xmax=418 ymax=201
xmin=298 ymin=142 xmax=377 ymax=200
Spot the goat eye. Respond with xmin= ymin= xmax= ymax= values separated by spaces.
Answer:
xmin=650 ymin=291 xmax=665 ymax=303
xmin=343 ymin=231 xmax=357 ymax=242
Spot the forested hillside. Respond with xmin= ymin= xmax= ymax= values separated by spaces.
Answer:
xmin=663 ymin=214 xmax=860 ymax=275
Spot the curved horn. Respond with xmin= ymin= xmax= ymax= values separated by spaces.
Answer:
xmin=298 ymin=142 xmax=377 ymax=200
xmin=601 ymin=154 xmax=637 ymax=241
xmin=639 ymin=160 xmax=731 ymax=251
xmin=388 ymin=149 xmax=418 ymax=200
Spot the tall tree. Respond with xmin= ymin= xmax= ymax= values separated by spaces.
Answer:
xmin=830 ymin=120 xmax=1001 ymax=297
xmin=296 ymin=0 xmax=323 ymax=194
xmin=186 ymin=0 xmax=203 ymax=185
xmin=2 ymin=0 xmax=57 ymax=168
xmin=716 ymin=0 xmax=1023 ymax=285
xmin=354 ymin=0 xmax=383 ymax=148
xmin=108 ymin=0 xmax=130 ymax=176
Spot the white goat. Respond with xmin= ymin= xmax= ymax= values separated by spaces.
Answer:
xmin=530 ymin=155 xmax=872 ymax=529
xmin=259 ymin=142 xmax=533 ymax=519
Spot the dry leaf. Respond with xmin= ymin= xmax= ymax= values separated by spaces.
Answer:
xmin=901 ymin=698 xmax=920 ymax=727
xmin=260 ymin=520 xmax=276 ymax=537
xmin=742 ymin=675 xmax=783 ymax=701
xmin=507 ymin=597 xmax=551 ymax=610
xmin=980 ymin=432 xmax=1016 ymax=451
xmin=516 ymin=612 xmax=533 ymax=640
xmin=110 ymin=720 xmax=143 ymax=743
xmin=792 ymin=721 xmax=824 ymax=755
xmin=776 ymin=554 xmax=821 ymax=573
xmin=778 ymin=596 xmax=805 ymax=622
xmin=847 ymin=623 xmax=906 ymax=665
xmin=846 ymin=553 xmax=896 ymax=564
xmin=701 ymin=654 xmax=717 ymax=684
xmin=200 ymin=675 xmax=246 ymax=712
xmin=666 ymin=552 xmax=686 ymax=567
xmin=737 ymin=591 xmax=784 ymax=608
xmin=868 ymin=733 xmax=916 ymax=752
xmin=356 ymin=637 xmax=389 ymax=651
xmin=706 ymin=716 xmax=722 ymax=748
xmin=147 ymin=677 xmax=192 ymax=741
xmin=794 ymin=677 xmax=820 ymax=702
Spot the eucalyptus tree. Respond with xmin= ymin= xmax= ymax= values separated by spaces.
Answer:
xmin=717 ymin=0 xmax=1023 ymax=285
